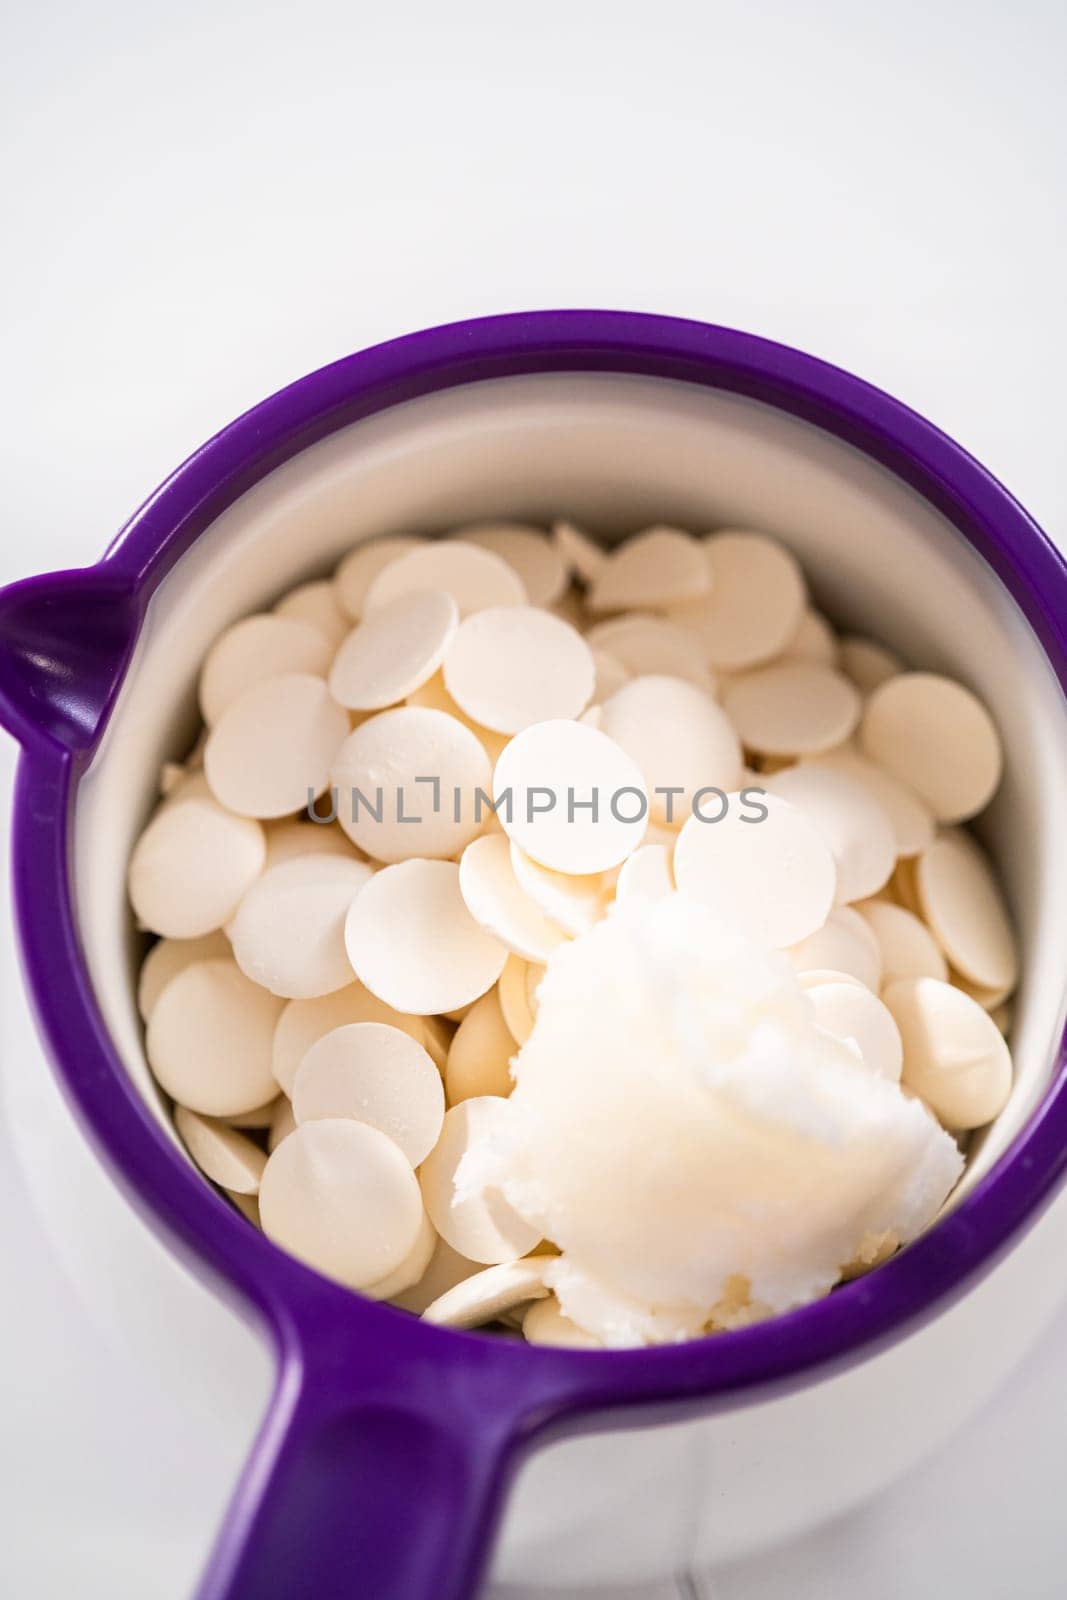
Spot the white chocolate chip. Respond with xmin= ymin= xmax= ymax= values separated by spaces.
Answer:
xmin=884 ymin=977 xmax=1012 ymax=1128
xmin=766 ymin=763 xmax=895 ymax=905
xmin=493 ymin=719 xmax=649 ymax=874
xmin=668 ymin=531 xmax=806 ymax=670
xmin=271 ymin=982 xmax=433 ymax=1096
xmin=724 ymin=663 xmax=861 ymax=758
xmin=508 ymin=843 xmax=608 ymax=935
xmin=855 ymin=900 xmax=948 ymax=986
xmin=807 ymin=980 xmax=903 ymax=1082
xmin=808 ymin=745 xmax=934 ymax=859
xmin=444 ymin=606 xmax=595 ymax=733
xmin=782 ymin=609 xmax=838 ymax=667
xmin=839 ymin=635 xmax=902 ymax=696
xmin=459 ymin=523 xmax=567 ymax=608
xmin=551 ymin=519 xmax=606 ymax=583
xmin=860 ymin=673 xmax=1002 ymax=824
xmin=458 ymin=834 xmax=567 ymax=963
xmin=419 ymin=1097 xmax=540 ymax=1264
xmin=204 ymin=674 xmax=349 ymax=819
xmin=364 ymin=540 xmax=526 ymax=616
xmin=614 ymin=843 xmax=675 ymax=903
xmin=522 ymin=1295 xmax=602 ymax=1347
xmin=147 ymin=958 xmax=284 ymax=1116
xmin=137 ymin=930 xmax=232 ymax=1019
xmin=174 ymin=1106 xmax=268 ymax=1194
xmin=227 ymin=855 xmax=372 ymax=999
xmin=129 ymin=796 xmax=265 ymax=939
xmin=331 ymin=706 xmax=491 ymax=862
xmin=292 ymin=1022 xmax=445 ymax=1167
xmin=259 ymin=1119 xmax=425 ymax=1289
xmin=422 ymin=1256 xmax=552 ymax=1328
xmin=787 ymin=906 xmax=883 ymax=991
xmin=599 ymin=675 xmax=743 ymax=826
xmin=329 ymin=588 xmax=458 ymax=711
xmin=588 ymin=526 xmax=710 ymax=612
xmin=445 ymin=989 xmax=516 ymax=1104
xmin=274 ymin=579 xmax=350 ymax=648
xmin=586 ymin=613 xmax=715 ymax=692
xmin=916 ymin=832 xmax=1017 ymax=994
xmin=263 ymin=818 xmax=363 ymax=869
xmin=674 ymin=792 xmax=836 ymax=949
xmin=199 ymin=615 xmax=331 ymax=726
xmin=345 ymin=860 xmax=508 ymax=1015
xmin=334 ymin=536 xmax=426 ymax=620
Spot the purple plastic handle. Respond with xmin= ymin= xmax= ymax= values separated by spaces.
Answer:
xmin=197 ymin=1303 xmax=529 ymax=1600
xmin=5 ymin=310 xmax=1067 ymax=1600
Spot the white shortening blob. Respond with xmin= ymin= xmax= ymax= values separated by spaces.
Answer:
xmin=474 ymin=895 xmax=962 ymax=1344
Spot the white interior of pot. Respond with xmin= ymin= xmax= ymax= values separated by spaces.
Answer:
xmin=74 ymin=372 xmax=1067 ymax=1205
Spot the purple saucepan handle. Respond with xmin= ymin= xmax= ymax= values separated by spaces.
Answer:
xmin=197 ymin=1331 xmax=521 ymax=1600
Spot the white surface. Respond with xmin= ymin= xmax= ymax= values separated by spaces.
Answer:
xmin=1 ymin=2 xmax=1066 ymax=1595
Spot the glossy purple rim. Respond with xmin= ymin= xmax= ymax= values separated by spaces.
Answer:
xmin=8 ymin=308 xmax=1067 ymax=1426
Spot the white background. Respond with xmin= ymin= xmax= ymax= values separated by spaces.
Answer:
xmin=1 ymin=2 xmax=1066 ymax=1596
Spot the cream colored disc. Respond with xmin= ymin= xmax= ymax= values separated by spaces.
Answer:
xmin=174 ymin=1106 xmax=267 ymax=1195
xmin=226 ymin=855 xmax=372 ymax=999
xmin=585 ymin=613 xmax=715 ymax=692
xmin=204 ymin=674 xmax=350 ymax=819
xmin=445 ymin=989 xmax=517 ymax=1104
xmin=331 ymin=706 xmax=491 ymax=862
xmin=493 ymin=719 xmax=649 ymax=874
xmin=344 ymin=860 xmax=508 ymax=1014
xmin=614 ymin=842 xmax=675 ymax=903
xmin=667 ymin=531 xmax=806 ymax=670
xmin=364 ymin=540 xmax=527 ymax=616
xmin=860 ymin=673 xmax=1002 ymax=824
xmin=292 ymin=1021 xmax=445 ymax=1167
xmin=508 ymin=844 xmax=607 ymax=936
xmin=199 ymin=614 xmax=331 ymax=726
xmin=271 ymin=982 xmax=431 ymax=1095
xmin=444 ymin=606 xmax=595 ymax=733
xmin=674 ymin=792 xmax=836 ymax=948
xmin=807 ymin=980 xmax=903 ymax=1082
xmin=839 ymin=635 xmax=902 ymax=696
xmin=390 ymin=1234 xmax=482 ymax=1315
xmin=766 ymin=762 xmax=895 ymax=905
xmin=263 ymin=818 xmax=362 ymax=869
xmin=259 ymin=1119 xmax=425 ymax=1289
xmin=273 ymin=579 xmax=350 ymax=648
xmin=786 ymin=906 xmax=883 ymax=991
xmin=363 ymin=1210 xmax=439 ymax=1301
xmin=422 ymin=1256 xmax=551 ymax=1328
xmin=811 ymin=745 xmax=934 ymax=859
xmin=782 ymin=609 xmax=838 ymax=666
xmin=522 ymin=1295 xmax=602 ymax=1347
xmin=328 ymin=588 xmax=458 ymax=711
xmin=855 ymin=900 xmax=948 ymax=986
xmin=724 ymin=663 xmax=861 ymax=758
xmin=334 ymin=536 xmax=426 ymax=620
xmin=147 ymin=958 xmax=284 ymax=1116
xmin=497 ymin=954 xmax=537 ymax=1044
xmin=459 ymin=523 xmax=567 ymax=607
xmin=599 ymin=674 xmax=743 ymax=826
xmin=129 ymin=795 xmax=266 ymax=939
xmin=137 ymin=930 xmax=232 ymax=1019
xmin=916 ymin=832 xmax=1018 ymax=993
xmin=884 ymin=977 xmax=1013 ymax=1129
xmin=458 ymin=834 xmax=567 ymax=963
xmin=419 ymin=1097 xmax=540 ymax=1264
xmin=587 ymin=526 xmax=710 ymax=613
